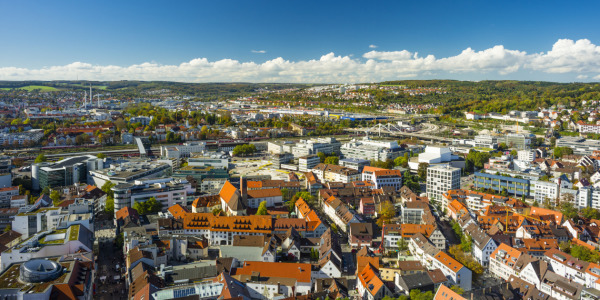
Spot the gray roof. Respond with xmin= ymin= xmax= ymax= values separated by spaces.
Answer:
xmin=464 ymin=223 xmax=493 ymax=249
xmin=219 ymin=246 xmax=264 ymax=262
xmin=167 ymin=261 xmax=217 ymax=283
xmin=396 ymin=273 xmax=434 ymax=292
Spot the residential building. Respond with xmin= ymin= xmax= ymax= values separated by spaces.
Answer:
xmin=357 ymin=264 xmax=393 ymax=300
xmin=0 ymin=186 xmax=19 ymax=208
xmin=464 ymin=223 xmax=497 ymax=267
xmin=518 ymin=149 xmax=537 ymax=162
xmin=311 ymin=163 xmax=361 ymax=184
xmin=322 ymin=196 xmax=359 ymax=233
xmin=427 ymin=165 xmax=461 ymax=208
xmin=474 ymin=171 xmax=531 ymax=197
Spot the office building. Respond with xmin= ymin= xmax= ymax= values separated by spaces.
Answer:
xmin=339 ymin=158 xmax=370 ymax=171
xmin=341 ymin=137 xmax=405 ymax=161
xmin=111 ymin=177 xmax=191 ymax=213
xmin=89 ymin=159 xmax=172 ymax=187
xmin=160 ymin=142 xmax=207 ymax=159
xmin=298 ymin=154 xmax=320 ymax=172
xmin=32 ymin=155 xmax=104 ymax=191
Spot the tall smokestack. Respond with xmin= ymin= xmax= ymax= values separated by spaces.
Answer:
xmin=89 ymin=84 xmax=92 ymax=107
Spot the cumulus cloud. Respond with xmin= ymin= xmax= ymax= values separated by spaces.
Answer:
xmin=369 ymin=44 xmax=378 ymax=49
xmin=0 ymin=39 xmax=599 ymax=82
xmin=251 ymin=50 xmax=266 ymax=54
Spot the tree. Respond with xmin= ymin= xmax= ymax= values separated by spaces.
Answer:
xmin=281 ymin=188 xmax=290 ymax=201
xmin=41 ymin=186 xmax=51 ymax=196
xmin=34 ymin=153 xmax=47 ymax=163
xmin=324 ymin=156 xmax=339 ymax=165
xmin=409 ymin=289 xmax=434 ymax=300
xmin=543 ymin=196 xmax=554 ymax=209
xmin=3 ymin=224 xmax=11 ymax=232
xmin=376 ymin=201 xmax=396 ymax=227
xmin=417 ymin=163 xmax=429 ymax=180
xmin=510 ymin=150 xmax=518 ymax=157
xmin=101 ymin=181 xmax=116 ymax=198
xmin=256 ymin=201 xmax=268 ymax=215
xmin=317 ymin=152 xmax=326 ymax=163
xmin=289 ymin=191 xmax=315 ymax=210
xmin=582 ymin=207 xmax=600 ymax=220
xmin=394 ymin=156 xmax=408 ymax=168
xmin=397 ymin=238 xmax=408 ymax=251
xmin=450 ymin=285 xmax=465 ymax=295
xmin=97 ymin=153 xmax=107 ymax=159
xmin=559 ymin=198 xmax=578 ymax=219
xmin=105 ymin=196 xmax=114 ymax=214
xmin=330 ymin=223 xmax=338 ymax=234
xmin=50 ymin=190 xmax=61 ymax=206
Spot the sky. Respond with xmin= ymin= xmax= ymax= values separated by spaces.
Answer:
xmin=0 ymin=0 xmax=599 ymax=83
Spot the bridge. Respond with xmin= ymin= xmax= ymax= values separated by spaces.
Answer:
xmin=346 ymin=123 xmax=453 ymax=143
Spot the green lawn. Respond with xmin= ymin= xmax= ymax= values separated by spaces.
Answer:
xmin=0 ymin=85 xmax=58 ymax=91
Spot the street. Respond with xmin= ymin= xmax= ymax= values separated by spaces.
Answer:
xmin=95 ymin=239 xmax=127 ymax=300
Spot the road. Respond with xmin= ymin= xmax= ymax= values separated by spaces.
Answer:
xmin=95 ymin=239 xmax=127 ymax=299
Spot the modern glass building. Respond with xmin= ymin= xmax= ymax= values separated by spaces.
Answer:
xmin=33 ymin=155 xmax=103 ymax=191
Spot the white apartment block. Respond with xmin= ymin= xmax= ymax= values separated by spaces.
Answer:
xmin=426 ymin=165 xmax=461 ymax=208
xmin=533 ymin=181 xmax=559 ymax=204
xmin=517 ymin=149 xmax=537 ymax=162
xmin=112 ymin=178 xmax=191 ymax=213
xmin=578 ymin=122 xmax=600 ymax=134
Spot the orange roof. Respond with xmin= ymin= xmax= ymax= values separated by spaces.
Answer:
xmin=183 ymin=212 xmax=273 ymax=233
xmin=295 ymin=198 xmax=312 ymax=218
xmin=116 ymin=207 xmax=139 ymax=221
xmin=530 ymin=206 xmax=563 ymax=224
xmin=247 ymin=188 xmax=282 ymax=199
xmin=434 ymin=284 xmax=467 ymax=300
xmin=358 ymin=263 xmax=384 ymax=296
xmin=373 ymin=169 xmax=402 ymax=177
xmin=233 ymin=261 xmax=311 ymax=283
xmin=362 ymin=166 xmax=388 ymax=173
xmin=0 ymin=186 xmax=18 ymax=192
xmin=448 ymin=199 xmax=468 ymax=215
xmin=573 ymin=238 xmax=596 ymax=251
xmin=356 ymin=256 xmax=380 ymax=274
xmin=168 ymin=204 xmax=189 ymax=219
xmin=400 ymin=224 xmax=436 ymax=238
xmin=434 ymin=251 xmax=464 ymax=272
xmin=490 ymin=243 xmax=522 ymax=267
xmin=247 ymin=181 xmax=263 ymax=189
xmin=219 ymin=181 xmax=239 ymax=204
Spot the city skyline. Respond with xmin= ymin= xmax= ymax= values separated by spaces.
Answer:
xmin=1 ymin=0 xmax=599 ymax=82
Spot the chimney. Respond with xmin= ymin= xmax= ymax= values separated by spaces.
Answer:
xmin=240 ymin=176 xmax=248 ymax=204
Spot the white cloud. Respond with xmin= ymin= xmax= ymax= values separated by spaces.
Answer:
xmin=369 ymin=44 xmax=378 ymax=49
xmin=251 ymin=50 xmax=266 ymax=54
xmin=1 ymin=39 xmax=599 ymax=83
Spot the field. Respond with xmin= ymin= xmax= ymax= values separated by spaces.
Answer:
xmin=0 ymin=85 xmax=59 ymax=91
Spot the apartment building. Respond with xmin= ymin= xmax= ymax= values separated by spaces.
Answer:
xmin=427 ymin=165 xmax=461 ymax=208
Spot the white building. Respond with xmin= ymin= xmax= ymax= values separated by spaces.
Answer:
xmin=533 ymin=181 xmax=559 ymax=204
xmin=160 ymin=142 xmax=207 ymax=158
xmin=340 ymin=137 xmax=404 ymax=161
xmin=518 ymin=149 xmax=537 ymax=162
xmin=298 ymin=154 xmax=321 ymax=172
xmin=112 ymin=177 xmax=191 ymax=213
xmin=311 ymin=163 xmax=361 ymax=184
xmin=0 ymin=224 xmax=92 ymax=271
xmin=426 ymin=165 xmax=461 ymax=208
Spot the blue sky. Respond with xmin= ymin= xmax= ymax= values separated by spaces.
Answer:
xmin=1 ymin=0 xmax=599 ymax=82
